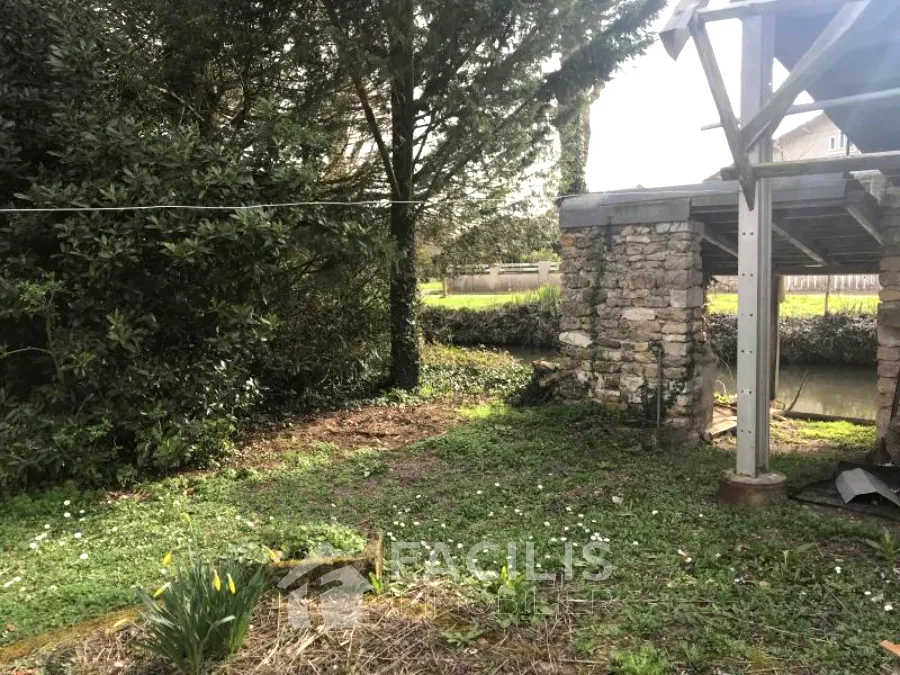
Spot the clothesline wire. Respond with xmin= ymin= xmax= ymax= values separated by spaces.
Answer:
xmin=0 ymin=176 xmax=871 ymax=213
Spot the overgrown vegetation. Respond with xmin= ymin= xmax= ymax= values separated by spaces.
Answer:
xmin=0 ymin=0 xmax=396 ymax=491
xmin=1 ymin=0 xmax=669 ymax=490
xmin=421 ymin=302 xmax=559 ymax=349
xmin=421 ymin=296 xmax=878 ymax=366
xmin=708 ymin=312 xmax=876 ymax=366
xmin=2 ymin=405 xmax=894 ymax=673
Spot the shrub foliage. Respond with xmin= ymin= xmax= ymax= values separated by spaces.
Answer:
xmin=0 ymin=0 xmax=389 ymax=490
xmin=422 ymin=303 xmax=878 ymax=367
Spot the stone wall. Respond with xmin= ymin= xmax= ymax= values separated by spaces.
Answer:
xmin=876 ymin=186 xmax=900 ymax=437
xmin=555 ymin=220 xmax=713 ymax=443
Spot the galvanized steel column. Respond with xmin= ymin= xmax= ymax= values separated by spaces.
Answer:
xmin=735 ymin=13 xmax=775 ymax=476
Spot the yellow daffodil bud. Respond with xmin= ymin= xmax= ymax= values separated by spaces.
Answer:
xmin=161 ymin=552 xmax=173 ymax=567
xmin=227 ymin=573 xmax=236 ymax=594
xmin=213 ymin=569 xmax=222 ymax=592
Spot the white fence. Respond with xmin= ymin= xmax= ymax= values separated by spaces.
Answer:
xmin=711 ymin=274 xmax=880 ymax=294
xmin=445 ymin=261 xmax=561 ymax=293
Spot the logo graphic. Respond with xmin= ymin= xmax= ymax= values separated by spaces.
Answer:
xmin=277 ymin=543 xmax=372 ymax=630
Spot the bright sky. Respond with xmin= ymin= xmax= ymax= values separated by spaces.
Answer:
xmin=587 ymin=0 xmax=814 ymax=191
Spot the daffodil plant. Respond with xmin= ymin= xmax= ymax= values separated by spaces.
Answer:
xmin=139 ymin=553 xmax=266 ymax=674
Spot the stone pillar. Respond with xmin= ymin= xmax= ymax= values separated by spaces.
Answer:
xmin=876 ymin=186 xmax=900 ymax=438
xmin=487 ymin=264 xmax=501 ymax=292
xmin=537 ymin=260 xmax=552 ymax=286
xmin=556 ymin=221 xmax=711 ymax=444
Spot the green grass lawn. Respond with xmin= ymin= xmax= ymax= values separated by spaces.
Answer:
xmin=2 ymin=386 xmax=897 ymax=671
xmin=421 ymin=291 xmax=538 ymax=309
xmin=419 ymin=279 xmax=443 ymax=295
xmin=709 ymin=292 xmax=879 ymax=316
xmin=421 ymin=286 xmax=880 ymax=316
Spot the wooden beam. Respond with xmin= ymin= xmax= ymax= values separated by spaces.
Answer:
xmin=690 ymin=16 xmax=756 ymax=206
xmin=699 ymin=0 xmax=864 ymax=22
xmin=740 ymin=0 xmax=882 ymax=151
xmin=702 ymin=85 xmax=900 ymax=131
xmin=660 ymin=0 xmax=710 ymax=60
xmin=720 ymin=150 xmax=900 ymax=180
xmin=847 ymin=202 xmax=883 ymax=245
xmin=772 ymin=220 xmax=839 ymax=267
xmin=702 ymin=229 xmax=739 ymax=257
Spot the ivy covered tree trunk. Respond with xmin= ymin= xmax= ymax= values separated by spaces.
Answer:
xmin=388 ymin=0 xmax=420 ymax=390
xmin=555 ymin=86 xmax=602 ymax=196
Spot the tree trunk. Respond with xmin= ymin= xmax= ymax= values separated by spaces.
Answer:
xmin=388 ymin=0 xmax=420 ymax=390
xmin=555 ymin=86 xmax=603 ymax=196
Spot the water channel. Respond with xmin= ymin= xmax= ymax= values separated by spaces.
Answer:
xmin=508 ymin=348 xmax=876 ymax=420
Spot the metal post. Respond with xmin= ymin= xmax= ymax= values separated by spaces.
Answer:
xmin=735 ymin=13 xmax=774 ymax=477
xmin=770 ymin=274 xmax=782 ymax=402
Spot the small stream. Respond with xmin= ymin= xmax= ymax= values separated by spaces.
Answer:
xmin=715 ymin=363 xmax=876 ymax=420
xmin=506 ymin=348 xmax=876 ymax=421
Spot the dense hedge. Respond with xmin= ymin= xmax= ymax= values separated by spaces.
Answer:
xmin=420 ymin=303 xmax=558 ymax=349
xmin=707 ymin=313 xmax=876 ymax=366
xmin=422 ymin=302 xmax=878 ymax=366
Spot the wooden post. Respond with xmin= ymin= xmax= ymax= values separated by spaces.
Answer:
xmin=824 ymin=274 xmax=831 ymax=315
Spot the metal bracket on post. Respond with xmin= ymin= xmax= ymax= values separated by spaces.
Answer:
xmin=735 ymin=12 xmax=774 ymax=477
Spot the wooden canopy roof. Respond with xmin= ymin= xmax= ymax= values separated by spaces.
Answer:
xmin=558 ymin=174 xmax=882 ymax=276
xmin=773 ymin=1 xmax=900 ymax=154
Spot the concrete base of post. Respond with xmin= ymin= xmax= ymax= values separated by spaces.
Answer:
xmin=719 ymin=470 xmax=788 ymax=507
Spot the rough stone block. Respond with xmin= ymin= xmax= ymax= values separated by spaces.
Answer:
xmin=664 ymin=342 xmax=690 ymax=357
xmin=629 ymin=321 xmax=662 ymax=339
xmin=878 ymin=361 xmax=900 ymax=379
xmin=878 ymin=346 xmax=900 ymax=362
xmin=880 ymin=302 xmax=900 ymax=328
xmin=559 ymin=331 xmax=593 ymax=348
xmin=661 ymin=322 xmax=691 ymax=334
xmin=622 ymin=307 xmax=656 ymax=322
xmin=881 ymin=271 xmax=900 ymax=288
xmin=670 ymin=287 xmax=704 ymax=308
xmin=879 ymin=325 xmax=900 ymax=348
xmin=877 ymin=376 xmax=897 ymax=396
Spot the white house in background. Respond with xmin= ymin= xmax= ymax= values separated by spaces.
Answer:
xmin=773 ymin=113 xmax=858 ymax=161
xmin=774 ymin=113 xmax=885 ymax=198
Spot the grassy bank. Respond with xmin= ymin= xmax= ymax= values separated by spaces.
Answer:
xmin=3 ymin=391 xmax=898 ymax=672
xmin=421 ymin=286 xmax=879 ymax=317
xmin=709 ymin=292 xmax=879 ymax=316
